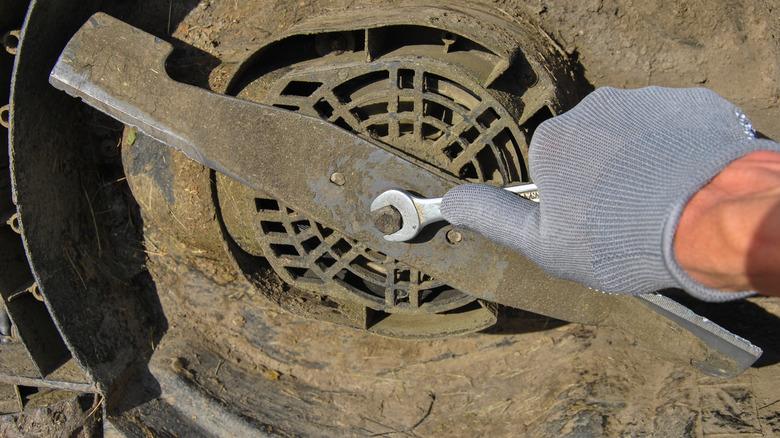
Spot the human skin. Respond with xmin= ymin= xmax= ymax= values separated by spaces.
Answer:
xmin=675 ymin=150 xmax=780 ymax=296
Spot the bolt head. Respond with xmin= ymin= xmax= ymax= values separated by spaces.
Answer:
xmin=371 ymin=205 xmax=403 ymax=234
xmin=446 ymin=228 xmax=463 ymax=245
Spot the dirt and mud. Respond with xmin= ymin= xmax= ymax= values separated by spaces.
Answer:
xmin=5 ymin=1 xmax=779 ymax=436
xmin=111 ymin=1 xmax=780 ymax=436
xmin=146 ymin=251 xmax=780 ymax=436
xmin=0 ymin=391 xmax=100 ymax=437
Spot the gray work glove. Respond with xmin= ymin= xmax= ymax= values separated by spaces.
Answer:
xmin=441 ymin=86 xmax=780 ymax=302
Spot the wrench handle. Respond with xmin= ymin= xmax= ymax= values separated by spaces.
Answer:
xmin=504 ymin=183 xmax=539 ymax=202
xmin=504 ymin=183 xmax=538 ymax=194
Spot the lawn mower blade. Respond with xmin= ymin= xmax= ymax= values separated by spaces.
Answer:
xmin=49 ymin=13 xmax=761 ymax=377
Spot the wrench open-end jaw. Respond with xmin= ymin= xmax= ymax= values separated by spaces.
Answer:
xmin=49 ymin=13 xmax=762 ymax=377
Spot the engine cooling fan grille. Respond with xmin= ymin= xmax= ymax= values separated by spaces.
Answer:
xmin=227 ymin=56 xmax=529 ymax=314
xmin=252 ymin=196 xmax=463 ymax=312
xmin=271 ymin=61 xmax=528 ymax=184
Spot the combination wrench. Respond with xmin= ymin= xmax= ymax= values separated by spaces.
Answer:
xmin=371 ymin=183 xmax=539 ymax=241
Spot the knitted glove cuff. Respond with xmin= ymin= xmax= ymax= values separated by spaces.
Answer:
xmin=662 ymin=138 xmax=780 ymax=302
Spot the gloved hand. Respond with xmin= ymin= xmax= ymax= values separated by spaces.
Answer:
xmin=441 ymin=87 xmax=780 ymax=301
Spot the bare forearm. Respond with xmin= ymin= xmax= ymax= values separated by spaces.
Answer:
xmin=675 ymin=151 xmax=780 ymax=296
